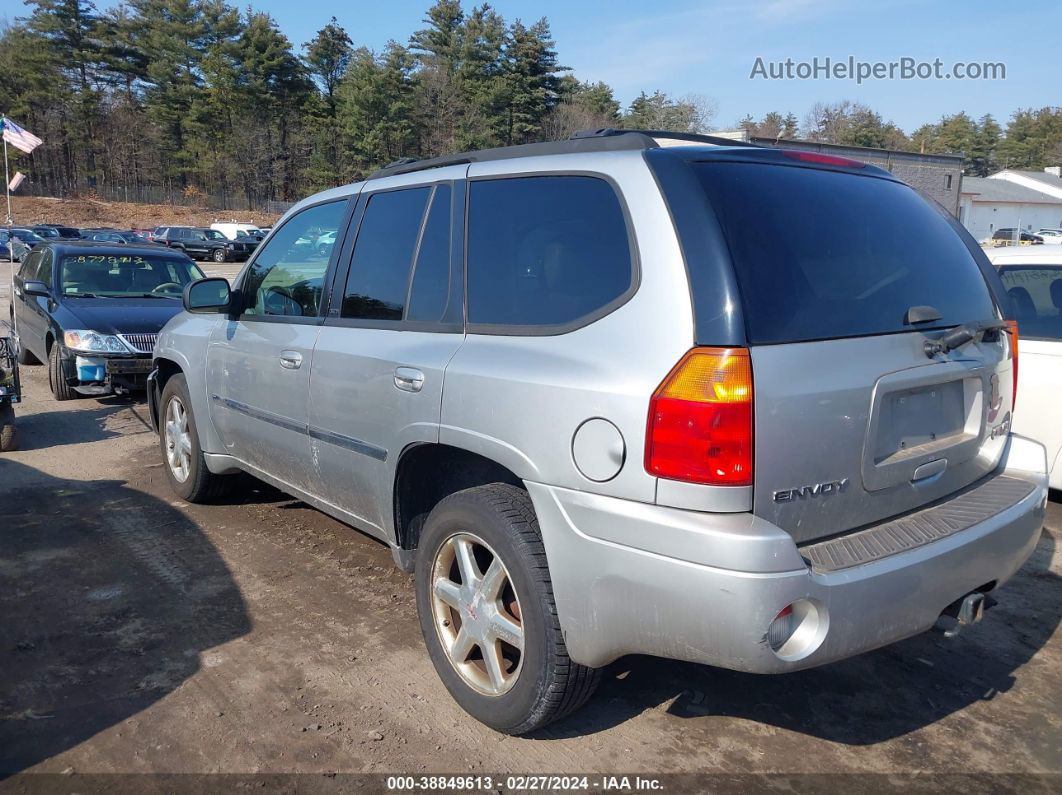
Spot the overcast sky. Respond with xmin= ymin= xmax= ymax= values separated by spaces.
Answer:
xmin=4 ymin=0 xmax=1056 ymax=132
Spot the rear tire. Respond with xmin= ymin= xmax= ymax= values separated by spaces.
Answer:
xmin=48 ymin=344 xmax=77 ymax=401
xmin=414 ymin=483 xmax=601 ymax=734
xmin=159 ymin=373 xmax=233 ymax=502
xmin=0 ymin=402 xmax=16 ymax=452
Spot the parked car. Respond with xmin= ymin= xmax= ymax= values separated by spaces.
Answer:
xmin=1035 ymin=228 xmax=1062 ymax=244
xmin=210 ymin=222 xmax=263 ymax=240
xmin=148 ymin=132 xmax=1046 ymax=734
xmin=9 ymin=241 xmax=204 ymax=400
xmin=0 ymin=228 xmax=44 ymax=262
xmin=32 ymin=224 xmax=81 ymax=240
xmin=84 ymin=229 xmax=157 ymax=245
xmin=989 ymin=245 xmax=1062 ymax=490
xmin=990 ymin=228 xmax=1044 ymax=246
xmin=154 ymin=226 xmax=252 ymax=262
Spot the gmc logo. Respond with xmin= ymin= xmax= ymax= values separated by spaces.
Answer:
xmin=773 ymin=478 xmax=849 ymax=503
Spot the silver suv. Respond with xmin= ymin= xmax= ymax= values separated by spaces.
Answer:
xmin=149 ymin=130 xmax=1048 ymax=734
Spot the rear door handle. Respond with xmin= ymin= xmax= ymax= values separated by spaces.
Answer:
xmin=394 ymin=367 xmax=425 ymax=393
xmin=279 ymin=350 xmax=303 ymax=370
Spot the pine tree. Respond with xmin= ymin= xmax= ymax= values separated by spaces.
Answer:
xmin=304 ymin=17 xmax=353 ymax=182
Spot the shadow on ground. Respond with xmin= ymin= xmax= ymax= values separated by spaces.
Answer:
xmin=0 ymin=459 xmax=251 ymax=775
xmin=541 ymin=528 xmax=1060 ymax=746
xmin=9 ymin=391 xmax=152 ymax=451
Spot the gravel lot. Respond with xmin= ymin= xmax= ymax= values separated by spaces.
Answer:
xmin=1 ymin=266 xmax=1060 ymax=785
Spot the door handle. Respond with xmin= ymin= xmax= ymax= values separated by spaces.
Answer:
xmin=394 ymin=367 xmax=425 ymax=393
xmin=279 ymin=350 xmax=303 ymax=370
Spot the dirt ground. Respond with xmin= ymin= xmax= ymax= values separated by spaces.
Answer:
xmin=0 ymin=324 xmax=1060 ymax=788
xmin=8 ymin=195 xmax=279 ymax=231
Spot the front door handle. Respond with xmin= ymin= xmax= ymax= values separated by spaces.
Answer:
xmin=394 ymin=367 xmax=425 ymax=393
xmin=279 ymin=350 xmax=303 ymax=370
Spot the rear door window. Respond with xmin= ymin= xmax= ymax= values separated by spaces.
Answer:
xmin=341 ymin=187 xmax=431 ymax=321
xmin=999 ymin=265 xmax=1062 ymax=340
xmin=406 ymin=184 xmax=452 ymax=323
xmin=694 ymin=163 xmax=997 ymax=344
xmin=466 ymin=176 xmax=633 ymax=329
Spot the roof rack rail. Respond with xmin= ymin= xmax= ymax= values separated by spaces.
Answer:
xmin=368 ymin=132 xmax=659 ymax=180
xmin=571 ymin=128 xmax=762 ymax=148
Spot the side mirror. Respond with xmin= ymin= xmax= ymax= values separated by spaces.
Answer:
xmin=183 ymin=278 xmax=232 ymax=314
xmin=23 ymin=280 xmax=50 ymax=298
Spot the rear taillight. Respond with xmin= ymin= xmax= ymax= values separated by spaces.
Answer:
xmin=645 ymin=347 xmax=753 ymax=486
xmin=1005 ymin=320 xmax=1019 ymax=408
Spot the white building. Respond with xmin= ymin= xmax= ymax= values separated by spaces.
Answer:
xmin=959 ymin=167 xmax=1062 ymax=242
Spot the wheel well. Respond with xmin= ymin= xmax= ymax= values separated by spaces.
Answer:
xmin=45 ymin=331 xmax=54 ymax=354
xmin=150 ymin=358 xmax=183 ymax=426
xmin=394 ymin=444 xmax=523 ymax=554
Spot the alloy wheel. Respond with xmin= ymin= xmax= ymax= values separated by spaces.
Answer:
xmin=164 ymin=396 xmax=193 ymax=483
xmin=430 ymin=532 xmax=525 ymax=696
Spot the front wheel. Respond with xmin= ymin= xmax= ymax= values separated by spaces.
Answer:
xmin=415 ymin=483 xmax=600 ymax=734
xmin=48 ymin=344 xmax=77 ymax=401
xmin=211 ymin=248 xmax=227 ymax=263
xmin=159 ymin=374 xmax=233 ymax=502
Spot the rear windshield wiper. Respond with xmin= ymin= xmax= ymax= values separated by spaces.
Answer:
xmin=924 ymin=319 xmax=1007 ymax=358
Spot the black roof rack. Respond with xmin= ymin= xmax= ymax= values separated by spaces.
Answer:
xmin=369 ymin=132 xmax=658 ymax=179
xmin=368 ymin=128 xmax=759 ymax=180
xmin=571 ymin=128 xmax=762 ymax=148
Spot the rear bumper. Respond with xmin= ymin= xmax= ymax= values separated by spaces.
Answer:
xmin=529 ymin=433 xmax=1048 ymax=672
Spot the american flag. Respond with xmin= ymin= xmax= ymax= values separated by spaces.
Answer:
xmin=1 ymin=117 xmax=42 ymax=154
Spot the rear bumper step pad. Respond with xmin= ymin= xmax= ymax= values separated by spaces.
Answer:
xmin=799 ymin=475 xmax=1036 ymax=572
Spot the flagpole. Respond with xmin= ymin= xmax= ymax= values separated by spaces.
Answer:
xmin=4 ymin=131 xmax=14 ymax=340
xmin=3 ymin=132 xmax=11 ymax=225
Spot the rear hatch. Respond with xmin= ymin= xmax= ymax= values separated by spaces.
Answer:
xmin=694 ymin=156 xmax=1012 ymax=543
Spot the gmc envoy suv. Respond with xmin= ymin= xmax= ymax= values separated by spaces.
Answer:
xmin=148 ymin=130 xmax=1048 ymax=734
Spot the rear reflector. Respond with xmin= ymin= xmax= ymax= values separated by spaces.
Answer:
xmin=782 ymin=150 xmax=866 ymax=169
xmin=1005 ymin=320 xmax=1019 ymax=408
xmin=645 ymin=347 xmax=753 ymax=486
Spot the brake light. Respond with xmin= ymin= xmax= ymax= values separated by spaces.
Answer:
xmin=1005 ymin=320 xmax=1019 ymax=408
xmin=645 ymin=347 xmax=753 ymax=486
xmin=782 ymin=150 xmax=866 ymax=169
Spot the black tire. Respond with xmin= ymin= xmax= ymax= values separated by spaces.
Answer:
xmin=0 ymin=402 xmax=16 ymax=452
xmin=48 ymin=343 xmax=77 ymax=401
xmin=211 ymin=247 xmax=227 ymax=263
xmin=415 ymin=483 xmax=601 ymax=734
xmin=158 ymin=373 xmax=233 ymax=502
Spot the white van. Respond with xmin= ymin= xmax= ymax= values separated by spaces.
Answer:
xmin=209 ymin=222 xmax=262 ymax=241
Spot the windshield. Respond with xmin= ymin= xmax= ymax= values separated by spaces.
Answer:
xmin=4 ymin=229 xmax=42 ymax=243
xmin=694 ymin=163 xmax=996 ymax=344
xmin=203 ymin=230 xmax=226 ymax=240
xmin=60 ymin=253 xmax=205 ymax=297
xmin=998 ymin=264 xmax=1062 ymax=341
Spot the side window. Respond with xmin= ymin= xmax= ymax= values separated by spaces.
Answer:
xmin=35 ymin=251 xmax=53 ymax=287
xmin=18 ymin=252 xmax=41 ymax=281
xmin=407 ymin=184 xmax=452 ymax=323
xmin=466 ymin=176 xmax=633 ymax=328
xmin=242 ymin=200 xmax=347 ymax=318
xmin=341 ymin=187 xmax=431 ymax=320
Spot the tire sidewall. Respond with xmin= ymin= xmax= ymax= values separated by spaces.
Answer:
xmin=159 ymin=374 xmax=204 ymax=500
xmin=48 ymin=344 xmax=74 ymax=400
xmin=212 ymin=248 xmax=226 ymax=262
xmin=415 ymin=493 xmax=554 ymax=733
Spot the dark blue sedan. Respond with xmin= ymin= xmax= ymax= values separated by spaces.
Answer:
xmin=9 ymin=241 xmax=205 ymax=400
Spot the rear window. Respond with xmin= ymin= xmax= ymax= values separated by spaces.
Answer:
xmin=695 ymin=163 xmax=996 ymax=344
xmin=998 ymin=265 xmax=1062 ymax=341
